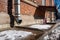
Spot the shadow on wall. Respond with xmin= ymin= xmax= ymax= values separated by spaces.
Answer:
xmin=34 ymin=6 xmax=45 ymax=19
xmin=7 ymin=0 xmax=14 ymax=28
xmin=34 ymin=6 xmax=56 ymax=19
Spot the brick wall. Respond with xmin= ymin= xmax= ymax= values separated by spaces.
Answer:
xmin=0 ymin=0 xmax=10 ymax=24
xmin=0 ymin=0 xmax=7 ymax=12
xmin=46 ymin=0 xmax=54 ymax=6
xmin=0 ymin=0 xmax=55 ymax=15
xmin=0 ymin=0 xmax=55 ymax=24
xmin=21 ymin=1 xmax=36 ymax=15
xmin=21 ymin=0 xmax=54 ymax=18
xmin=0 ymin=0 xmax=54 ymax=17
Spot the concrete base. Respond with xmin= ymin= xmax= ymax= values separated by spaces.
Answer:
xmin=15 ymin=15 xmax=44 ymax=26
xmin=0 ymin=12 xmax=10 ymax=24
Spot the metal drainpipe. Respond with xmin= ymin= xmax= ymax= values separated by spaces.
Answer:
xmin=15 ymin=0 xmax=22 ymax=24
xmin=42 ymin=0 xmax=46 ymax=6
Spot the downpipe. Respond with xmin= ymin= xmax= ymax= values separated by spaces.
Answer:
xmin=15 ymin=0 xmax=22 ymax=24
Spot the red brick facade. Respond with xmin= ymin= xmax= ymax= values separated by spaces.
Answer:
xmin=21 ymin=0 xmax=54 ymax=18
xmin=0 ymin=0 xmax=54 ymax=15
xmin=0 ymin=0 xmax=55 ymax=24
xmin=0 ymin=0 xmax=7 ymax=12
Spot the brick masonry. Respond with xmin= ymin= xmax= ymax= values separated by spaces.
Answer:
xmin=0 ymin=0 xmax=55 ymax=24
xmin=0 ymin=0 xmax=7 ymax=12
xmin=21 ymin=0 xmax=54 ymax=18
xmin=0 ymin=0 xmax=55 ymax=14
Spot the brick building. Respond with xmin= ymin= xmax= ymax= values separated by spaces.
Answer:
xmin=0 ymin=0 xmax=55 ymax=25
xmin=21 ymin=0 xmax=54 ymax=16
xmin=0 ymin=0 xmax=55 ymax=15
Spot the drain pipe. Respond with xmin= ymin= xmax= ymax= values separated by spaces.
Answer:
xmin=42 ymin=0 xmax=46 ymax=6
xmin=15 ymin=0 xmax=22 ymax=24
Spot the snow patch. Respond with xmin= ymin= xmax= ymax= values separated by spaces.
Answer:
xmin=29 ymin=25 xmax=52 ymax=30
xmin=0 ymin=30 xmax=33 ymax=40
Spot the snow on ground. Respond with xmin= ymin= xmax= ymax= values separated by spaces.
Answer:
xmin=44 ymin=26 xmax=60 ymax=40
xmin=29 ymin=24 xmax=52 ymax=30
xmin=0 ymin=30 xmax=33 ymax=40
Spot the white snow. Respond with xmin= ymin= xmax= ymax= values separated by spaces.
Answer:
xmin=29 ymin=24 xmax=52 ymax=30
xmin=0 ymin=30 xmax=33 ymax=40
xmin=44 ymin=26 xmax=60 ymax=40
